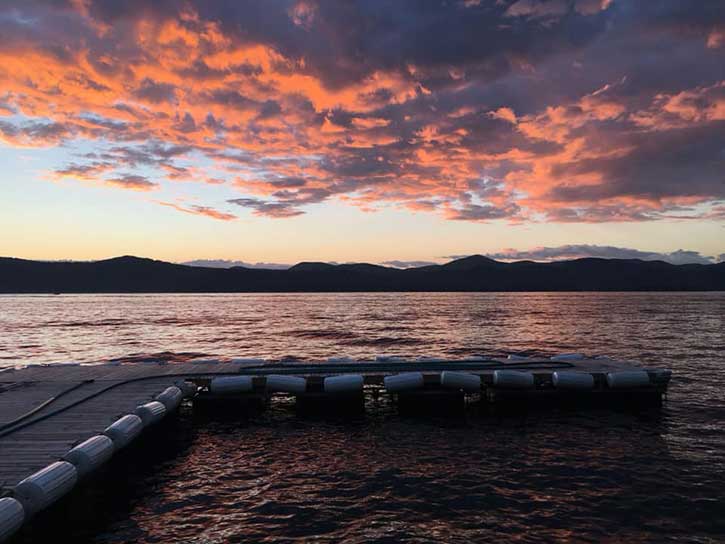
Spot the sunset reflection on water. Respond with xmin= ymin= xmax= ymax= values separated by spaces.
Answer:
xmin=3 ymin=292 xmax=724 ymax=542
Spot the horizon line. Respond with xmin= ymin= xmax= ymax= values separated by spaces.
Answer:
xmin=2 ymin=253 xmax=724 ymax=270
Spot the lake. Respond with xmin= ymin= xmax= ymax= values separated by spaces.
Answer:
xmin=2 ymin=292 xmax=724 ymax=542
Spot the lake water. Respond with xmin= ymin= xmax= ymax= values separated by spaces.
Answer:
xmin=2 ymin=293 xmax=724 ymax=542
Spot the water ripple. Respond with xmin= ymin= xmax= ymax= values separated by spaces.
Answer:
xmin=3 ymin=292 xmax=724 ymax=543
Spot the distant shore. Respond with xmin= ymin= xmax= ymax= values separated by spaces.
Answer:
xmin=1 ymin=255 xmax=724 ymax=293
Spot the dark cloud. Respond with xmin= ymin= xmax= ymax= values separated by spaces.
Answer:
xmin=159 ymin=201 xmax=237 ymax=220
xmin=483 ymin=245 xmax=718 ymax=265
xmin=320 ymin=148 xmax=403 ymax=179
xmin=381 ymin=260 xmax=438 ymax=269
xmin=53 ymin=161 xmax=113 ymax=179
xmin=67 ymin=0 xmax=613 ymax=91
xmin=177 ymin=59 xmax=262 ymax=81
xmin=257 ymin=100 xmax=282 ymax=119
xmin=174 ymin=112 xmax=197 ymax=133
xmin=78 ymin=114 xmax=131 ymax=132
xmin=505 ymin=0 xmax=569 ymax=21
xmin=106 ymin=174 xmax=158 ymax=191
xmin=132 ymin=78 xmax=176 ymax=104
xmin=95 ymin=142 xmax=193 ymax=170
xmin=0 ymin=119 xmax=72 ymax=145
xmin=269 ymin=177 xmax=307 ymax=188
xmin=271 ymin=187 xmax=331 ymax=203
xmin=181 ymin=259 xmax=291 ymax=269
xmin=1 ymin=0 xmax=723 ymax=226
xmin=0 ymin=98 xmax=17 ymax=115
xmin=203 ymin=89 xmax=260 ymax=111
xmin=544 ymin=205 xmax=655 ymax=223
xmin=548 ymin=122 xmax=725 ymax=202
xmin=448 ymin=203 xmax=521 ymax=222
xmin=227 ymin=197 xmax=305 ymax=218
xmin=79 ymin=0 xmax=179 ymax=21
xmin=627 ymin=0 xmax=725 ymax=40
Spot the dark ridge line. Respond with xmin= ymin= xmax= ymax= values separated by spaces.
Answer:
xmin=1 ymin=254 xmax=724 ymax=293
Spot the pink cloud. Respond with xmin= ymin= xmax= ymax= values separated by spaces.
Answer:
xmin=0 ymin=1 xmax=722 ymax=225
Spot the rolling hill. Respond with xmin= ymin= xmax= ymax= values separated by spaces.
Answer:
xmin=1 ymin=254 xmax=724 ymax=293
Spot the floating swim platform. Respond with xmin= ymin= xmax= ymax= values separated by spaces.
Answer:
xmin=0 ymin=355 xmax=671 ymax=541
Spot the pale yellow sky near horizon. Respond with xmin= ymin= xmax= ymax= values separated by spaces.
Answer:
xmin=1 ymin=1 xmax=724 ymax=268
xmin=3 ymin=172 xmax=723 ymax=264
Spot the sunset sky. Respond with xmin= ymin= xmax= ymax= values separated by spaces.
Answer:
xmin=1 ymin=0 xmax=723 ymax=266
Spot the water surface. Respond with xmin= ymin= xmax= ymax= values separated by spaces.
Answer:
xmin=2 ymin=293 xmax=724 ymax=542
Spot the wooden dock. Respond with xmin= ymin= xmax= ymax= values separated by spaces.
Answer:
xmin=0 ymin=356 xmax=671 ymax=541
xmin=0 ymin=360 xmax=257 ymax=491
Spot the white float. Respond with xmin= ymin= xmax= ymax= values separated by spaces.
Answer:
xmin=155 ymin=386 xmax=183 ymax=411
xmin=440 ymin=371 xmax=481 ymax=393
xmin=384 ymin=372 xmax=424 ymax=393
xmin=606 ymin=371 xmax=651 ymax=389
xmin=103 ymin=414 xmax=144 ymax=449
xmin=492 ymin=370 xmax=535 ymax=389
xmin=265 ymin=375 xmax=307 ymax=394
xmin=324 ymin=374 xmax=364 ymax=394
xmin=0 ymin=498 xmax=24 ymax=542
xmin=135 ymin=401 xmax=166 ymax=427
xmin=14 ymin=461 xmax=77 ymax=516
xmin=550 ymin=353 xmax=585 ymax=362
xmin=209 ymin=376 xmax=253 ymax=394
xmin=62 ymin=435 xmax=114 ymax=479
xmin=552 ymin=371 xmax=595 ymax=390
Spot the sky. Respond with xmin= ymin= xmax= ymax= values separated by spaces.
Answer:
xmin=0 ymin=0 xmax=723 ymax=266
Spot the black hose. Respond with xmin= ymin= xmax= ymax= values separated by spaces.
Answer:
xmin=0 ymin=380 xmax=94 ymax=431
xmin=0 ymin=372 xmax=211 ymax=439
xmin=0 ymin=360 xmax=575 ymax=438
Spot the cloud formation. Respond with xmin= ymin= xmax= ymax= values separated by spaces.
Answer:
xmin=482 ymin=245 xmax=719 ymax=265
xmin=182 ymin=259 xmax=291 ymax=269
xmin=381 ymin=260 xmax=439 ymax=269
xmin=0 ymin=0 xmax=723 ymax=222
xmin=158 ymin=202 xmax=236 ymax=221
xmin=106 ymin=174 xmax=157 ymax=191
xmin=184 ymin=247 xmax=723 ymax=268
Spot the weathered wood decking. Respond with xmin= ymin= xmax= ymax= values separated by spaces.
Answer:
xmin=0 ymin=357 xmax=668 ymax=494
xmin=0 ymin=361 xmax=255 ymax=491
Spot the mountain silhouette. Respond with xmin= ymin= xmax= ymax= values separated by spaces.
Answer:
xmin=0 ymin=255 xmax=723 ymax=293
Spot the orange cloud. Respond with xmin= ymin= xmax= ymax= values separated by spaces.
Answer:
xmin=106 ymin=174 xmax=158 ymax=191
xmin=0 ymin=1 xmax=722 ymax=225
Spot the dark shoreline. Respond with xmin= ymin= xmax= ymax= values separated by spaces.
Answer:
xmin=2 ymin=254 xmax=724 ymax=293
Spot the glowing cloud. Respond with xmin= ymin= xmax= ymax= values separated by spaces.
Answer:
xmin=0 ymin=0 xmax=723 ymax=224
